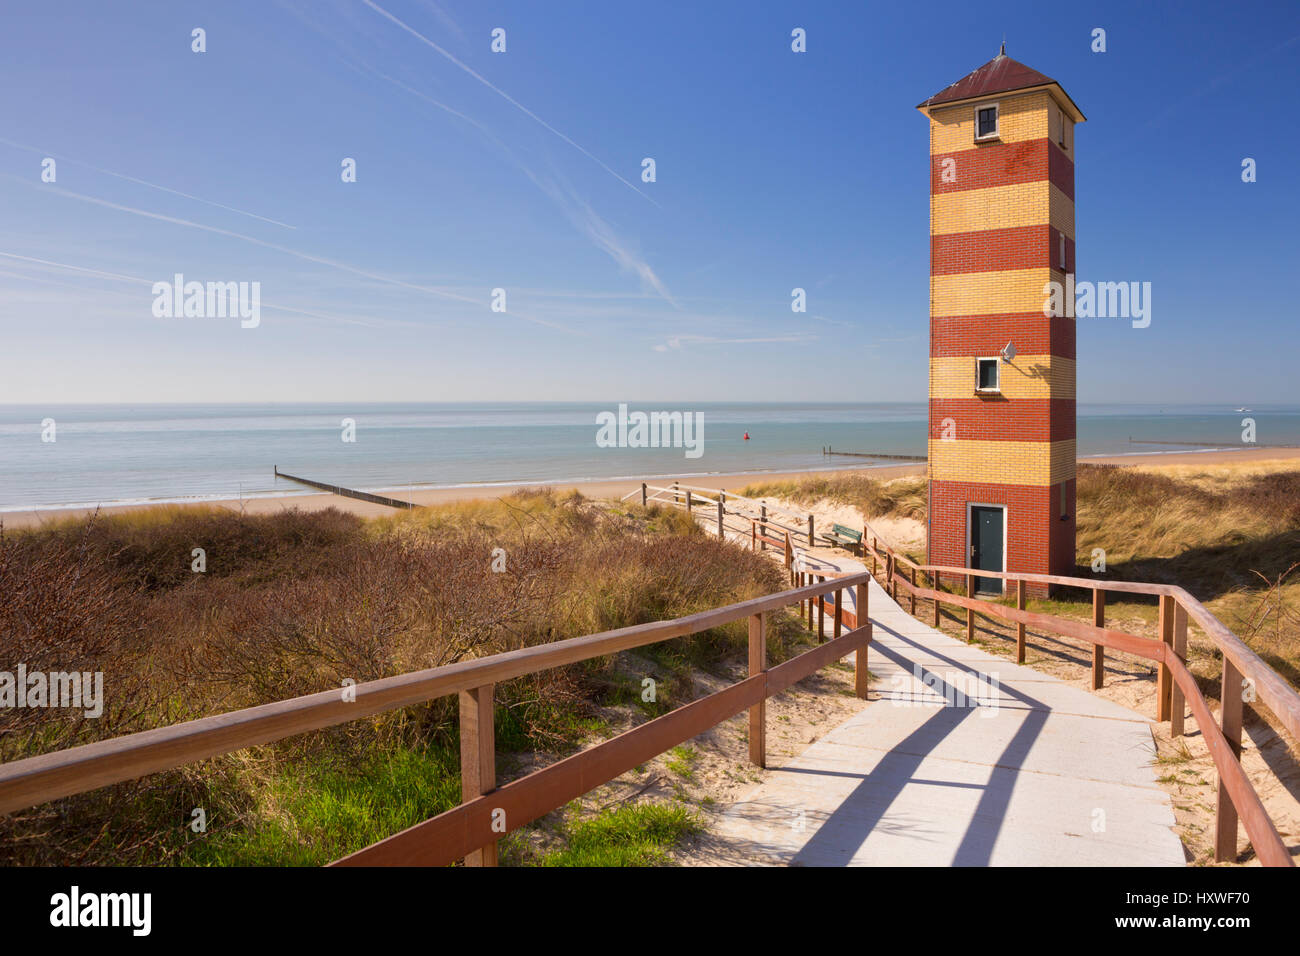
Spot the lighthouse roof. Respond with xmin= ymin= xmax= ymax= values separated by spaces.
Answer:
xmin=917 ymin=48 xmax=1085 ymax=122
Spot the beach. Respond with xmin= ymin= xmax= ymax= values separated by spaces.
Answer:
xmin=5 ymin=446 xmax=1298 ymax=531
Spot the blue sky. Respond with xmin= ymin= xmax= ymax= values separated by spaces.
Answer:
xmin=1 ymin=0 xmax=1296 ymax=404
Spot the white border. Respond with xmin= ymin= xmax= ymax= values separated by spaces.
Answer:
xmin=975 ymin=356 xmax=1001 ymax=393
xmin=973 ymin=101 xmax=1000 ymax=142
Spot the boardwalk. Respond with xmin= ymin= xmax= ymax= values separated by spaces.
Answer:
xmin=713 ymin=557 xmax=1186 ymax=866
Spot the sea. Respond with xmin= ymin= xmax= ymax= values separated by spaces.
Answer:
xmin=1 ymin=402 xmax=1298 ymax=512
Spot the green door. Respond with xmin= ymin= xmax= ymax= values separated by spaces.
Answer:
xmin=970 ymin=506 xmax=1004 ymax=595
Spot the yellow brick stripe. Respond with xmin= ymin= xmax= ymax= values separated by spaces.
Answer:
xmin=929 ymin=438 xmax=1076 ymax=486
xmin=929 ymin=91 xmax=1051 ymax=155
xmin=930 ymin=355 xmax=1075 ymax=400
xmin=931 ymin=268 xmax=1057 ymax=318
xmin=932 ymin=182 xmax=1074 ymax=238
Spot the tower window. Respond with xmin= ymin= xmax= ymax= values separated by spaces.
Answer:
xmin=976 ymin=357 xmax=1000 ymax=392
xmin=975 ymin=104 xmax=999 ymax=141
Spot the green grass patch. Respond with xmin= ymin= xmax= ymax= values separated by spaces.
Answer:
xmin=532 ymin=802 xmax=702 ymax=867
xmin=665 ymin=745 xmax=699 ymax=780
xmin=185 ymin=745 xmax=462 ymax=866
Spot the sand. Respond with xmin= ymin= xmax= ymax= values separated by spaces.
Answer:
xmin=4 ymin=447 xmax=1299 ymax=531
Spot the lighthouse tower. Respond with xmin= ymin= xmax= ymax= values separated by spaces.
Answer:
xmin=917 ymin=46 xmax=1084 ymax=595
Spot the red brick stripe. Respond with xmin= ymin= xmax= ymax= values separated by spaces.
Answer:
xmin=929 ymin=398 xmax=1076 ymax=442
xmin=930 ymin=314 xmax=1076 ymax=360
xmin=1048 ymin=142 xmax=1075 ymax=201
xmin=931 ymin=225 xmax=1075 ymax=276
xmin=930 ymin=138 xmax=1074 ymax=201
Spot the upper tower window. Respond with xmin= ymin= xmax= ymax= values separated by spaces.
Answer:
xmin=975 ymin=104 xmax=999 ymax=141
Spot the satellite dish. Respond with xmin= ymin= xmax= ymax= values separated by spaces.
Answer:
xmin=1000 ymin=341 xmax=1016 ymax=362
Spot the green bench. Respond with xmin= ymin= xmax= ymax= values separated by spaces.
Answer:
xmin=820 ymin=523 xmax=863 ymax=553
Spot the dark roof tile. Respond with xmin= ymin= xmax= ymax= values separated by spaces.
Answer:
xmin=920 ymin=52 xmax=1055 ymax=108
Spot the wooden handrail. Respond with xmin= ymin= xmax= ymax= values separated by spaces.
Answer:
xmin=0 ymin=572 xmax=872 ymax=817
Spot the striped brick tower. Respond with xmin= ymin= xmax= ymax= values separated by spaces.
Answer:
xmin=917 ymin=46 xmax=1085 ymax=596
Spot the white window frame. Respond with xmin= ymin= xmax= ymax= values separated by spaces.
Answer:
xmin=975 ymin=356 xmax=1001 ymax=394
xmin=965 ymin=502 xmax=1007 ymax=595
xmin=974 ymin=101 xmax=1000 ymax=142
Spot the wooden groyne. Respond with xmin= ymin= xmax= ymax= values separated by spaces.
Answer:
xmin=822 ymin=446 xmax=926 ymax=461
xmin=1127 ymin=438 xmax=1300 ymax=448
xmin=273 ymin=466 xmax=417 ymax=510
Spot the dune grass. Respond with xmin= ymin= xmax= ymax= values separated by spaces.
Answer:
xmin=0 ymin=490 xmax=792 ymax=866
xmin=739 ymin=474 xmax=927 ymax=521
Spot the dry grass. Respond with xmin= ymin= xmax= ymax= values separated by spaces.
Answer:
xmin=738 ymin=474 xmax=927 ymax=522
xmin=1075 ymin=463 xmax=1300 ymax=687
xmin=0 ymin=489 xmax=792 ymax=865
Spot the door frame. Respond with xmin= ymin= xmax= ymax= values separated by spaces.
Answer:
xmin=965 ymin=502 xmax=1007 ymax=595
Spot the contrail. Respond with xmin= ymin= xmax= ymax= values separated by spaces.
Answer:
xmin=360 ymin=0 xmax=658 ymax=207
xmin=0 ymin=136 xmax=297 ymax=229
xmin=0 ymin=251 xmax=421 ymax=330
xmin=8 ymin=177 xmax=576 ymax=333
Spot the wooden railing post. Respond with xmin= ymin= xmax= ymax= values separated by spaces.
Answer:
xmin=760 ymin=505 xmax=767 ymax=551
xmin=673 ymin=481 xmax=680 ymax=505
xmin=1092 ymin=589 xmax=1106 ymax=689
xmin=965 ymin=573 xmax=975 ymax=643
xmin=751 ymin=521 xmax=756 ymax=552
xmin=640 ymin=482 xmax=647 ymax=506
xmin=1157 ymin=594 xmax=1175 ymax=722
xmin=686 ymin=490 xmax=693 ymax=514
xmin=932 ymin=574 xmax=941 ymax=627
xmin=748 ymin=613 xmax=766 ymax=768
xmin=834 ymin=587 xmax=844 ymax=639
xmin=1016 ymin=579 xmax=1026 ymax=664
xmin=808 ymin=515 xmax=815 ymax=547
xmin=1170 ymin=602 xmax=1188 ymax=738
xmin=855 ymin=581 xmax=871 ymax=699
xmin=908 ymin=567 xmax=917 ymax=614
xmin=1215 ymin=656 xmax=1245 ymax=862
xmin=459 ymin=683 xmax=497 ymax=867
xmin=717 ymin=499 xmax=724 ymax=538
xmin=784 ymin=532 xmax=793 ymax=573
xmin=817 ymin=575 xmax=825 ymax=641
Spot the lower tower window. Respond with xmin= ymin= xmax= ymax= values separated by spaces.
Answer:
xmin=976 ymin=357 xmax=1000 ymax=393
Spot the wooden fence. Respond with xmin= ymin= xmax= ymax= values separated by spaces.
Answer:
xmin=0 ymin=573 xmax=872 ymax=868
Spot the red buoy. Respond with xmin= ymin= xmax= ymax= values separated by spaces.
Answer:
xmin=743 ymin=432 xmax=750 ymax=440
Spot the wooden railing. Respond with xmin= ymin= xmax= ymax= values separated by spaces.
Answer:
xmin=623 ymin=482 xmax=818 ymax=546
xmin=0 ymin=573 xmax=872 ymax=868
xmin=860 ymin=532 xmax=1300 ymax=868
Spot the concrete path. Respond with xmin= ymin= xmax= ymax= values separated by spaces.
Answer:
xmin=714 ymin=556 xmax=1186 ymax=866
